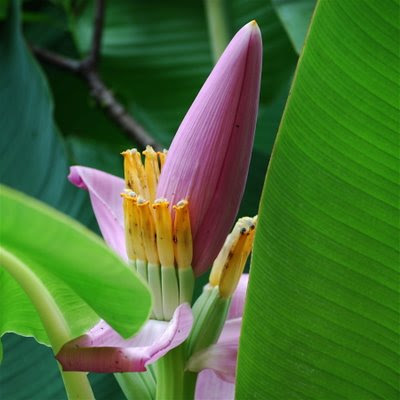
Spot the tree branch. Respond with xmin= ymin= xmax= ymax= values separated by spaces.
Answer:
xmin=31 ymin=0 xmax=162 ymax=151
xmin=32 ymin=46 xmax=81 ymax=73
xmin=84 ymin=0 xmax=105 ymax=70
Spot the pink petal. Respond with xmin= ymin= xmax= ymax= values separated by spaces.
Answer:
xmin=68 ymin=166 xmax=126 ymax=258
xmin=57 ymin=304 xmax=193 ymax=373
xmin=157 ymin=22 xmax=262 ymax=276
xmin=196 ymin=370 xmax=235 ymax=400
xmin=227 ymin=274 xmax=249 ymax=319
xmin=217 ymin=318 xmax=242 ymax=345
xmin=187 ymin=344 xmax=237 ymax=384
xmin=187 ymin=318 xmax=241 ymax=383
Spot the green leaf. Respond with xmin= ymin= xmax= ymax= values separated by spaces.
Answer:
xmin=0 ymin=2 xmax=129 ymax=397
xmin=272 ymin=0 xmax=316 ymax=54
xmin=0 ymin=0 xmax=92 ymax=226
xmin=237 ymin=0 xmax=399 ymax=398
xmin=1 ymin=185 xmax=151 ymax=345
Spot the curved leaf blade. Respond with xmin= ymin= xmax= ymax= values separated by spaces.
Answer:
xmin=1 ymin=185 xmax=152 ymax=344
xmin=237 ymin=0 xmax=399 ymax=398
xmin=0 ymin=2 xmax=129 ymax=397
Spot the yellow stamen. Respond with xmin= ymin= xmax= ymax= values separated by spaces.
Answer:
xmin=209 ymin=217 xmax=254 ymax=287
xmin=121 ymin=191 xmax=137 ymax=261
xmin=131 ymin=149 xmax=150 ymax=200
xmin=137 ymin=197 xmax=159 ymax=265
xmin=121 ymin=149 xmax=150 ymax=199
xmin=158 ymin=149 xmax=168 ymax=170
xmin=218 ymin=218 xmax=256 ymax=299
xmin=153 ymin=198 xmax=175 ymax=267
xmin=121 ymin=150 xmax=137 ymax=191
xmin=143 ymin=146 xmax=160 ymax=203
xmin=173 ymin=200 xmax=192 ymax=269
xmin=121 ymin=192 xmax=146 ymax=261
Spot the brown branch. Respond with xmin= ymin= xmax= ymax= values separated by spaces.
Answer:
xmin=31 ymin=0 xmax=161 ymax=151
xmin=83 ymin=0 xmax=105 ymax=70
xmin=32 ymin=46 xmax=81 ymax=73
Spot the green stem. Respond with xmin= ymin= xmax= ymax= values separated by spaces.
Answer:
xmin=178 ymin=267 xmax=195 ymax=305
xmin=148 ymin=262 xmax=164 ymax=320
xmin=187 ymin=285 xmax=230 ymax=356
xmin=115 ymin=370 xmax=156 ymax=400
xmin=136 ymin=259 xmax=148 ymax=282
xmin=204 ymin=0 xmax=231 ymax=62
xmin=155 ymin=345 xmax=198 ymax=400
xmin=161 ymin=266 xmax=179 ymax=320
xmin=0 ymin=247 xmax=95 ymax=400
xmin=60 ymin=371 xmax=96 ymax=400
xmin=156 ymin=345 xmax=185 ymax=400
xmin=182 ymin=371 xmax=198 ymax=400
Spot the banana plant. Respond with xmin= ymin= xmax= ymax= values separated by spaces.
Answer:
xmin=0 ymin=0 xmax=398 ymax=399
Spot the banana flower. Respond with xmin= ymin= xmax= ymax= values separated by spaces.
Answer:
xmin=58 ymin=20 xmax=262 ymax=400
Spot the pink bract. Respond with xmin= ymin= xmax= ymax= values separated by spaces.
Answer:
xmin=157 ymin=21 xmax=262 ymax=275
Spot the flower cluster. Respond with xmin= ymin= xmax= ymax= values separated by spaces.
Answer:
xmin=120 ymin=147 xmax=194 ymax=320
xmin=58 ymin=20 xmax=262 ymax=400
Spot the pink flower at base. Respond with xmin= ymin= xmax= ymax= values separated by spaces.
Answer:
xmin=157 ymin=21 xmax=262 ymax=276
xmin=56 ymin=304 xmax=193 ymax=373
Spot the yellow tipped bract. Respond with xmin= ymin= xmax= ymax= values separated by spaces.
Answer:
xmin=121 ymin=149 xmax=150 ymax=200
xmin=137 ymin=197 xmax=159 ymax=265
xmin=121 ymin=150 xmax=137 ymax=191
xmin=131 ymin=149 xmax=150 ymax=200
xmin=121 ymin=191 xmax=146 ymax=261
xmin=153 ymin=198 xmax=175 ymax=267
xmin=158 ymin=149 xmax=168 ymax=170
xmin=121 ymin=191 xmax=137 ymax=261
xmin=209 ymin=216 xmax=254 ymax=287
xmin=143 ymin=146 xmax=160 ymax=203
xmin=218 ymin=222 xmax=255 ymax=298
xmin=173 ymin=200 xmax=192 ymax=269
xmin=209 ymin=216 xmax=256 ymax=298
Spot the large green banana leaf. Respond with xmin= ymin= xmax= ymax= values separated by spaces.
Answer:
xmin=0 ymin=186 xmax=151 ymax=399
xmin=237 ymin=0 xmax=399 ymax=398
xmin=1 ymin=185 xmax=151 ymax=345
xmin=0 ymin=1 xmax=94 ymax=226
xmin=0 ymin=3 xmax=132 ymax=398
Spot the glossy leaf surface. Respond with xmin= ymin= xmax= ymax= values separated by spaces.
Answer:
xmin=237 ymin=0 xmax=399 ymax=398
xmin=0 ymin=2 xmax=129 ymax=397
xmin=1 ymin=185 xmax=151 ymax=343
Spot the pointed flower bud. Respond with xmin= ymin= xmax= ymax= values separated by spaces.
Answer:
xmin=156 ymin=21 xmax=262 ymax=275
